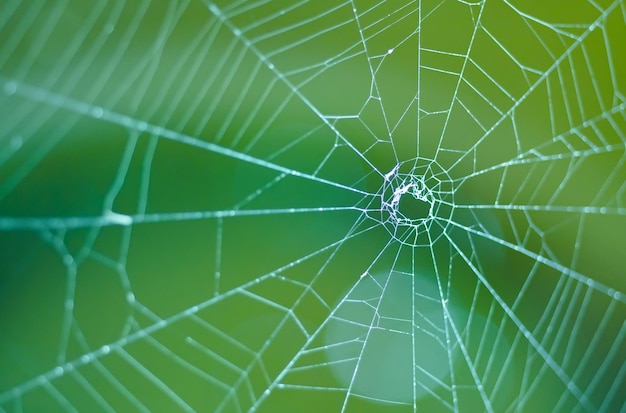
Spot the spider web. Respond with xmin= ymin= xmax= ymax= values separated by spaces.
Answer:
xmin=1 ymin=0 xmax=625 ymax=412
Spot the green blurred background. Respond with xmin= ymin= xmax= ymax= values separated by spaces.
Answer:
xmin=1 ymin=1 xmax=625 ymax=412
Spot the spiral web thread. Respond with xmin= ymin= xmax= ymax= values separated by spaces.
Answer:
xmin=0 ymin=1 xmax=625 ymax=412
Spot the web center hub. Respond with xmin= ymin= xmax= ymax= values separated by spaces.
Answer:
xmin=377 ymin=158 xmax=454 ymax=247
xmin=384 ymin=177 xmax=435 ymax=224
